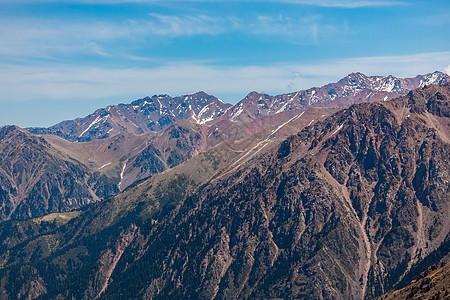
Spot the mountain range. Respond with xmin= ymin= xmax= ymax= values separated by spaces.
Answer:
xmin=26 ymin=71 xmax=450 ymax=194
xmin=29 ymin=71 xmax=448 ymax=142
xmin=0 ymin=71 xmax=449 ymax=299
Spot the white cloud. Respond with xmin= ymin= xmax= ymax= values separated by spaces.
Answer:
xmin=0 ymin=18 xmax=130 ymax=58
xmin=146 ymin=13 xmax=228 ymax=37
xmin=271 ymin=0 xmax=406 ymax=8
xmin=0 ymin=0 xmax=407 ymax=7
xmin=0 ymin=12 xmax=343 ymax=60
xmin=249 ymin=14 xmax=336 ymax=43
xmin=1 ymin=51 xmax=448 ymax=104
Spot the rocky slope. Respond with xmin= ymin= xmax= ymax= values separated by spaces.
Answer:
xmin=99 ymin=83 xmax=450 ymax=299
xmin=0 ymin=126 xmax=119 ymax=221
xmin=0 ymin=107 xmax=334 ymax=223
xmin=0 ymin=83 xmax=448 ymax=299
xmin=118 ymin=107 xmax=334 ymax=190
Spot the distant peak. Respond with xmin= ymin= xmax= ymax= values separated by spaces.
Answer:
xmin=423 ymin=70 xmax=448 ymax=77
xmin=0 ymin=125 xmax=32 ymax=141
xmin=347 ymin=72 xmax=367 ymax=77
xmin=0 ymin=125 xmax=29 ymax=136
xmin=246 ymin=91 xmax=265 ymax=98
xmin=1 ymin=124 xmax=20 ymax=131
xmin=192 ymin=91 xmax=209 ymax=96
xmin=152 ymin=94 xmax=170 ymax=99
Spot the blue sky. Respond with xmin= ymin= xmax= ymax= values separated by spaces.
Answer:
xmin=1 ymin=0 xmax=449 ymax=127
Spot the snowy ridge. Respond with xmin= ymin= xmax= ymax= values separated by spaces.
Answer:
xmin=225 ymin=71 xmax=448 ymax=124
xmin=30 ymin=71 xmax=448 ymax=142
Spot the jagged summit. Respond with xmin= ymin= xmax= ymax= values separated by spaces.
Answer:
xmin=29 ymin=91 xmax=232 ymax=142
xmin=224 ymin=71 xmax=449 ymax=123
xmin=28 ymin=71 xmax=449 ymax=142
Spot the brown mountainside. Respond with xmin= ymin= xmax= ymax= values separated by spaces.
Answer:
xmin=97 ymin=84 xmax=449 ymax=299
xmin=0 ymin=126 xmax=119 ymax=221
xmin=0 ymin=84 xmax=448 ymax=299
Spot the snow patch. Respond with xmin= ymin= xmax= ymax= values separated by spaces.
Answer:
xmin=98 ymin=162 xmax=112 ymax=170
xmin=276 ymin=92 xmax=299 ymax=114
xmin=270 ymin=111 xmax=305 ymax=137
xmin=198 ymin=116 xmax=215 ymax=124
xmin=331 ymin=123 xmax=344 ymax=136
xmin=79 ymin=115 xmax=108 ymax=138
xmin=420 ymin=72 xmax=443 ymax=87
xmin=310 ymin=89 xmax=319 ymax=104
xmin=156 ymin=98 xmax=163 ymax=111
xmin=197 ymin=104 xmax=210 ymax=119
xmin=230 ymin=104 xmax=244 ymax=122
xmin=118 ymin=162 xmax=127 ymax=190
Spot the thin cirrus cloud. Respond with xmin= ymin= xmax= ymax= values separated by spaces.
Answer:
xmin=0 ymin=18 xmax=131 ymax=58
xmin=144 ymin=13 xmax=233 ymax=37
xmin=0 ymin=13 xmax=338 ymax=60
xmin=1 ymin=51 xmax=449 ymax=104
xmin=145 ymin=13 xmax=337 ymax=42
xmin=0 ymin=0 xmax=407 ymax=7
xmin=269 ymin=0 xmax=406 ymax=7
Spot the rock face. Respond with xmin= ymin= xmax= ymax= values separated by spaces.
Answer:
xmin=0 ymin=83 xmax=448 ymax=299
xmin=0 ymin=126 xmax=119 ymax=221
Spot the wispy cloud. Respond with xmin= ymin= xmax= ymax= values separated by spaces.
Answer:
xmin=270 ymin=0 xmax=406 ymax=8
xmin=1 ymin=51 xmax=448 ymax=104
xmin=444 ymin=65 xmax=450 ymax=76
xmin=0 ymin=12 xmax=342 ymax=61
xmin=143 ymin=13 xmax=342 ymax=44
xmin=0 ymin=0 xmax=407 ymax=7
xmin=0 ymin=18 xmax=130 ymax=59
xmin=145 ymin=13 xmax=230 ymax=37
xmin=248 ymin=14 xmax=343 ymax=44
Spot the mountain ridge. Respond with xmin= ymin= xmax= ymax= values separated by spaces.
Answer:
xmin=28 ymin=71 xmax=449 ymax=142
xmin=223 ymin=71 xmax=449 ymax=124
xmin=29 ymin=91 xmax=231 ymax=142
